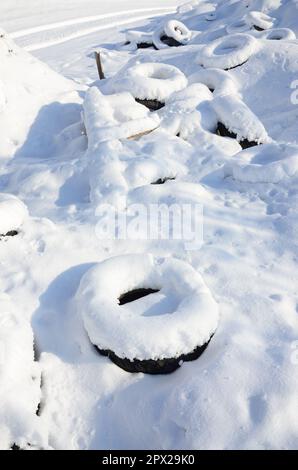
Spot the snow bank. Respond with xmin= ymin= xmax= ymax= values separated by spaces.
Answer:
xmin=76 ymin=254 xmax=219 ymax=361
xmin=0 ymin=194 xmax=28 ymax=235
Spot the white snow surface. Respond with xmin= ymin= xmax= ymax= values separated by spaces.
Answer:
xmin=0 ymin=0 xmax=298 ymax=451
xmin=0 ymin=193 xmax=28 ymax=235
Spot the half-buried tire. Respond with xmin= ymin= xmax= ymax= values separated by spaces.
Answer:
xmin=76 ymin=254 xmax=219 ymax=374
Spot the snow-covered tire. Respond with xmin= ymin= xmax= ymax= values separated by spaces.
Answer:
xmin=188 ymin=67 xmax=238 ymax=96
xmin=110 ymin=63 xmax=188 ymax=104
xmin=245 ymin=11 xmax=275 ymax=31
xmin=164 ymin=20 xmax=192 ymax=45
xmin=224 ymin=143 xmax=298 ymax=183
xmin=153 ymin=20 xmax=191 ymax=49
xmin=197 ymin=33 xmax=258 ymax=70
xmin=259 ymin=28 xmax=296 ymax=41
xmin=77 ymin=254 xmax=219 ymax=374
xmin=0 ymin=194 xmax=28 ymax=237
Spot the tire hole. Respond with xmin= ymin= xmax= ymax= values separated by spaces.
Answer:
xmin=119 ymin=288 xmax=160 ymax=305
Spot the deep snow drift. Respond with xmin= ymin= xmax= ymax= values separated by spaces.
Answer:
xmin=0 ymin=0 xmax=298 ymax=450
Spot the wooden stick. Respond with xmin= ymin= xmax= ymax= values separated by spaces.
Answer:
xmin=95 ymin=51 xmax=105 ymax=80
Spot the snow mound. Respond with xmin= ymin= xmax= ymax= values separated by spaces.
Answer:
xmin=83 ymin=87 xmax=160 ymax=145
xmin=108 ymin=63 xmax=188 ymax=102
xmin=0 ymin=194 xmax=28 ymax=235
xmin=224 ymin=142 xmax=298 ymax=183
xmin=76 ymin=254 xmax=219 ymax=362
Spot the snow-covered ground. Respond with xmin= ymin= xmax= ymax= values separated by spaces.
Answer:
xmin=0 ymin=0 xmax=298 ymax=450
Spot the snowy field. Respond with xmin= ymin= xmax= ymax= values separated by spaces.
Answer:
xmin=0 ymin=0 xmax=298 ymax=450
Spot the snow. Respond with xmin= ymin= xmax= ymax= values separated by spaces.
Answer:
xmin=164 ymin=19 xmax=192 ymax=44
xmin=0 ymin=193 xmax=28 ymax=235
xmin=108 ymin=62 xmax=188 ymax=102
xmin=0 ymin=0 xmax=298 ymax=451
xmin=197 ymin=33 xmax=259 ymax=70
xmin=211 ymin=94 xmax=270 ymax=144
xmin=77 ymin=254 xmax=219 ymax=360
xmin=245 ymin=11 xmax=276 ymax=30
xmin=224 ymin=143 xmax=298 ymax=183
xmin=83 ymin=87 xmax=160 ymax=144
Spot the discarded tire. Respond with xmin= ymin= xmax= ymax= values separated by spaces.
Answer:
xmin=153 ymin=20 xmax=191 ymax=50
xmin=197 ymin=33 xmax=258 ymax=70
xmin=216 ymin=122 xmax=259 ymax=149
xmin=109 ymin=62 xmax=188 ymax=108
xmin=76 ymin=254 xmax=219 ymax=374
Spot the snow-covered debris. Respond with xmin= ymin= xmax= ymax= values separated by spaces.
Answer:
xmin=0 ymin=194 xmax=28 ymax=235
xmin=245 ymin=10 xmax=275 ymax=30
xmin=224 ymin=143 xmax=298 ymax=183
xmin=83 ymin=87 xmax=159 ymax=145
xmin=1 ymin=0 xmax=298 ymax=451
xmin=188 ymin=67 xmax=238 ymax=96
xmin=153 ymin=19 xmax=192 ymax=50
xmin=197 ymin=33 xmax=259 ymax=69
xmin=76 ymin=254 xmax=219 ymax=363
xmin=108 ymin=62 xmax=188 ymax=102
xmin=211 ymin=94 xmax=270 ymax=144
xmin=257 ymin=27 xmax=296 ymax=40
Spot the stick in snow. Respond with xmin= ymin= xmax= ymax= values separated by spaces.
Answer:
xmin=95 ymin=51 xmax=105 ymax=80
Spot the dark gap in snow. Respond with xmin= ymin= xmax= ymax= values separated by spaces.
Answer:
xmin=137 ymin=42 xmax=156 ymax=49
xmin=119 ymin=288 xmax=159 ymax=305
xmin=11 ymin=444 xmax=22 ymax=451
xmin=95 ymin=335 xmax=213 ymax=374
xmin=0 ymin=230 xmax=18 ymax=238
xmin=151 ymin=177 xmax=176 ymax=185
xmin=253 ymin=25 xmax=265 ymax=31
xmin=224 ymin=60 xmax=248 ymax=71
xmin=35 ymin=373 xmax=45 ymax=417
xmin=216 ymin=122 xmax=259 ymax=149
xmin=160 ymin=35 xmax=183 ymax=48
xmin=124 ymin=41 xmax=157 ymax=50
xmin=135 ymin=98 xmax=165 ymax=112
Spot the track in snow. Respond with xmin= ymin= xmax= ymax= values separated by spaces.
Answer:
xmin=11 ymin=7 xmax=176 ymax=51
